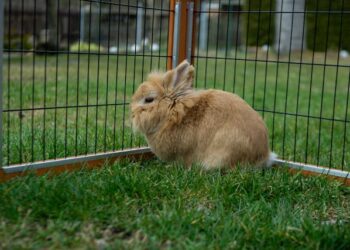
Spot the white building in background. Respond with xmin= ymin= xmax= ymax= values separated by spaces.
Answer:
xmin=199 ymin=0 xmax=244 ymax=51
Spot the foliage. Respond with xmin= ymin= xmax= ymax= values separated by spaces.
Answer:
xmin=243 ymin=0 xmax=275 ymax=46
xmin=244 ymin=0 xmax=350 ymax=51
xmin=70 ymin=42 xmax=105 ymax=52
xmin=306 ymin=0 xmax=350 ymax=51
xmin=4 ymin=34 xmax=33 ymax=50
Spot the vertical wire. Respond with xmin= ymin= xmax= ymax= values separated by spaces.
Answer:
xmin=261 ymin=0 xmax=273 ymax=118
xmin=103 ymin=1 xmax=112 ymax=152
xmin=121 ymin=0 xmax=131 ymax=150
xmin=31 ymin=0 xmax=37 ymax=162
xmin=85 ymin=1 xmax=92 ymax=154
xmin=54 ymin=0 xmax=60 ymax=158
xmin=271 ymin=0 xmax=285 ymax=151
xmin=213 ymin=0 xmax=222 ymax=89
xmin=194 ymin=0 xmax=202 ymax=89
xmin=293 ymin=0 xmax=307 ymax=162
xmin=0 ymin=0 xmax=3 ymax=166
xmin=112 ymin=1 xmax=122 ymax=151
xmin=43 ymin=0 xmax=50 ymax=161
xmin=75 ymin=1 xmax=82 ymax=156
xmin=222 ymin=0 xmax=232 ymax=91
xmin=64 ymin=0 xmax=72 ymax=157
xmin=149 ymin=0 xmax=156 ymax=71
xmin=19 ymin=0 xmax=24 ymax=163
xmin=282 ymin=0 xmax=297 ymax=159
xmin=157 ymin=0 xmax=164 ymax=70
xmin=6 ymin=0 xmax=11 ymax=165
xmin=165 ymin=1 xmax=170 ymax=70
xmin=329 ymin=0 xmax=345 ymax=168
xmin=242 ymin=0 xmax=252 ymax=99
xmin=252 ymin=0 xmax=263 ymax=108
xmin=305 ymin=0 xmax=320 ymax=163
xmin=232 ymin=0 xmax=241 ymax=93
xmin=204 ymin=0 xmax=212 ymax=89
xmin=342 ymin=71 xmax=350 ymax=169
xmin=130 ymin=2 xmax=140 ymax=148
xmin=316 ymin=0 xmax=333 ymax=166
xmin=138 ymin=0 xmax=148 ymax=148
xmin=94 ymin=2 xmax=102 ymax=154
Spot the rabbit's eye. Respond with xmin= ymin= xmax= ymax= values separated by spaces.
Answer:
xmin=145 ymin=97 xmax=154 ymax=103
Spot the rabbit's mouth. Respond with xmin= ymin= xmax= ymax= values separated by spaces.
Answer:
xmin=132 ymin=110 xmax=163 ymax=136
xmin=131 ymin=117 xmax=141 ymax=134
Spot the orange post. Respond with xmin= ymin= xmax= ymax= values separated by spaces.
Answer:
xmin=167 ymin=0 xmax=196 ymax=70
xmin=177 ymin=0 xmax=189 ymax=65
xmin=191 ymin=0 xmax=199 ymax=65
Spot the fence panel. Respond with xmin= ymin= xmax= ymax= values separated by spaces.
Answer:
xmin=193 ymin=0 xmax=350 ymax=171
xmin=0 ymin=0 xmax=4 ymax=168
xmin=2 ymin=0 xmax=171 ymax=167
xmin=2 ymin=0 xmax=350 ymax=175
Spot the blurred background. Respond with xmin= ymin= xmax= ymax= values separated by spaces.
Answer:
xmin=4 ymin=0 xmax=350 ymax=54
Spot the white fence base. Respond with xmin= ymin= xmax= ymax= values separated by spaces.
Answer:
xmin=2 ymin=147 xmax=152 ymax=174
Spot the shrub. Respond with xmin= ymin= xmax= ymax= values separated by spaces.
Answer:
xmin=306 ymin=0 xmax=350 ymax=51
xmin=243 ymin=0 xmax=275 ymax=46
xmin=69 ymin=42 xmax=105 ymax=52
xmin=244 ymin=0 xmax=350 ymax=51
xmin=4 ymin=34 xmax=33 ymax=50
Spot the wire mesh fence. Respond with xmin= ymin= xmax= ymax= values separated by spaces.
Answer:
xmin=1 ymin=0 xmax=350 ymax=172
xmin=2 ymin=0 xmax=171 ymax=166
xmin=193 ymin=0 xmax=350 ymax=171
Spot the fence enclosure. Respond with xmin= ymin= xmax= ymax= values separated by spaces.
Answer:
xmin=1 ymin=0 xmax=350 ymax=182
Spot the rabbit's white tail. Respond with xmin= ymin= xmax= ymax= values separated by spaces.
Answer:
xmin=265 ymin=152 xmax=278 ymax=168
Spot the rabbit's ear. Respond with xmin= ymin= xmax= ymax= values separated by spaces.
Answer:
xmin=163 ymin=60 xmax=194 ymax=90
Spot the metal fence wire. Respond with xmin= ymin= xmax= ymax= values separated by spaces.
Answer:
xmin=2 ymin=0 xmax=171 ymax=168
xmin=1 ymin=0 xmax=350 ymax=173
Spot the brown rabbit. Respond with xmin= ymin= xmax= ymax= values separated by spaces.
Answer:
xmin=131 ymin=60 xmax=276 ymax=170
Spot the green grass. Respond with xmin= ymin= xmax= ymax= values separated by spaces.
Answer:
xmin=2 ymin=50 xmax=350 ymax=169
xmin=1 ymin=159 xmax=350 ymax=249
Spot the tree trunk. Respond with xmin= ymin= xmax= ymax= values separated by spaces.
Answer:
xmin=47 ymin=0 xmax=58 ymax=49
xmin=274 ymin=0 xmax=306 ymax=54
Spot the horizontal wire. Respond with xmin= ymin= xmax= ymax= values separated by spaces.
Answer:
xmin=195 ymin=10 xmax=350 ymax=14
xmin=3 ymin=102 xmax=128 ymax=112
xmin=81 ymin=0 xmax=174 ymax=13
xmin=193 ymin=55 xmax=350 ymax=68
xmin=3 ymin=104 xmax=350 ymax=124
xmin=4 ymin=49 xmax=171 ymax=58
xmin=254 ymin=109 xmax=350 ymax=124
xmin=5 ymin=50 xmax=347 ymax=69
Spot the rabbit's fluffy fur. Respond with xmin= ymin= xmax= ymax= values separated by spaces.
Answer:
xmin=131 ymin=60 xmax=273 ymax=170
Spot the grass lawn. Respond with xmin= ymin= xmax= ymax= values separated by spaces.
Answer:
xmin=2 ymin=50 xmax=350 ymax=169
xmin=0 ymin=159 xmax=350 ymax=249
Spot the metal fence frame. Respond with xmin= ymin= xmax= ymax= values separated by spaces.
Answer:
xmin=0 ymin=0 xmax=166 ymax=176
xmin=0 ymin=0 xmax=3 ymax=172
xmin=1 ymin=0 xmax=350 ymax=185
xmin=1 ymin=0 xmax=175 ymax=178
